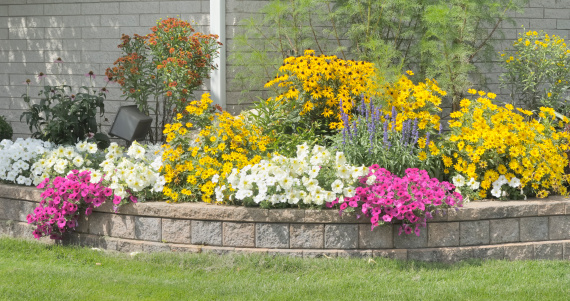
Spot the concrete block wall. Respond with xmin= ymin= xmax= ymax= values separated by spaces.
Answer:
xmin=0 ymin=0 xmax=210 ymax=139
xmin=1 ymin=0 xmax=570 ymax=139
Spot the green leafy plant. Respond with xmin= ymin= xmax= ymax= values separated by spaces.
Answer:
xmin=106 ymin=18 xmax=222 ymax=143
xmin=229 ymin=0 xmax=344 ymax=101
xmin=243 ymin=96 xmax=321 ymax=158
xmin=0 ymin=115 xmax=13 ymax=141
xmin=499 ymin=29 xmax=570 ymax=115
xmin=231 ymin=0 xmax=528 ymax=111
xmin=20 ymin=77 xmax=110 ymax=147
xmin=334 ymin=0 xmax=528 ymax=111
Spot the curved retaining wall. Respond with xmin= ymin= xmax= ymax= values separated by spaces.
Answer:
xmin=1 ymin=184 xmax=570 ymax=262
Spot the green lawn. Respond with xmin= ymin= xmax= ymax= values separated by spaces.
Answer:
xmin=0 ymin=237 xmax=569 ymax=300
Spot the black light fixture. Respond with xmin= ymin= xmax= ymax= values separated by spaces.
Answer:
xmin=108 ymin=105 xmax=152 ymax=143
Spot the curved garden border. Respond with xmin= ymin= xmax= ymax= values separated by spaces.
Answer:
xmin=1 ymin=183 xmax=570 ymax=262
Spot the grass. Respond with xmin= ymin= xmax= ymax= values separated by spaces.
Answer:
xmin=0 ymin=238 xmax=569 ymax=300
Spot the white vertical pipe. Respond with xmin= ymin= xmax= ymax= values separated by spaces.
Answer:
xmin=210 ymin=0 xmax=226 ymax=110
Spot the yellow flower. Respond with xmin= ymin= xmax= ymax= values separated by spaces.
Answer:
xmin=418 ymin=151 xmax=427 ymax=161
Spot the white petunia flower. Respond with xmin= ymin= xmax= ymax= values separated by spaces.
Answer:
xmin=508 ymin=177 xmax=521 ymax=188
xmin=452 ymin=174 xmax=466 ymax=187
xmin=331 ymin=179 xmax=344 ymax=194
xmin=467 ymin=178 xmax=480 ymax=190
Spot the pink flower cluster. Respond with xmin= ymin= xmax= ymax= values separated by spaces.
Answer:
xmin=327 ymin=165 xmax=463 ymax=236
xmin=27 ymin=170 xmax=127 ymax=240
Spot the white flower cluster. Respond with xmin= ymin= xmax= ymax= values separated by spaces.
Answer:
xmin=22 ymin=139 xmax=165 ymax=201
xmin=490 ymin=175 xmax=520 ymax=198
xmin=228 ymin=143 xmax=367 ymax=205
xmin=452 ymin=173 xmax=520 ymax=198
xmin=30 ymin=141 xmax=100 ymax=185
xmin=0 ymin=138 xmax=53 ymax=185
xmin=102 ymin=142 xmax=166 ymax=200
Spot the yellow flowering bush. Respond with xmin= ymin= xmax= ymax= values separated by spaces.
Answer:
xmin=500 ymin=29 xmax=570 ymax=115
xmin=380 ymin=73 xmax=445 ymax=132
xmin=444 ymin=89 xmax=570 ymax=199
xmin=264 ymin=49 xmax=379 ymax=130
xmin=161 ymin=94 xmax=271 ymax=203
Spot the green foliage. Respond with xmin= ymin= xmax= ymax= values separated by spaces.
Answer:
xmin=500 ymin=29 xmax=570 ymax=115
xmin=335 ymin=0 xmax=528 ymax=109
xmin=243 ymin=97 xmax=321 ymax=157
xmin=0 ymin=115 xmax=13 ymax=141
xmin=229 ymin=0 xmax=344 ymax=101
xmin=231 ymin=0 xmax=528 ymax=110
xmin=331 ymin=103 xmax=443 ymax=178
xmin=20 ymin=84 xmax=109 ymax=147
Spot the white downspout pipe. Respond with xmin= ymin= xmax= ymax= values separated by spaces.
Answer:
xmin=210 ymin=0 xmax=226 ymax=110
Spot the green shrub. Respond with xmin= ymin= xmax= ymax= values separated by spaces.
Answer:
xmin=500 ymin=29 xmax=570 ymax=115
xmin=0 ymin=115 xmax=13 ymax=141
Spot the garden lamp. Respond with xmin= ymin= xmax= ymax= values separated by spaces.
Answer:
xmin=108 ymin=105 xmax=152 ymax=143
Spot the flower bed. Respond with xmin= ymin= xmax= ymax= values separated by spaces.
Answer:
xmin=1 ymin=184 xmax=570 ymax=262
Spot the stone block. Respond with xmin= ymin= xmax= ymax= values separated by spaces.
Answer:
xmin=120 ymin=2 xmax=159 ymax=14
xmin=169 ymin=244 xmax=202 ymax=253
xmin=325 ymin=224 xmax=358 ymax=249
xmin=304 ymin=209 xmax=362 ymax=223
xmin=135 ymin=217 xmax=161 ymax=242
xmin=26 ymin=16 xmax=63 ymax=28
xmin=429 ymin=209 xmax=448 ymax=222
xmin=490 ymin=218 xmax=519 ymax=244
xmin=191 ymin=220 xmax=222 ymax=246
xmin=160 ymin=1 xmax=202 ymax=14
xmin=520 ymin=217 xmax=548 ymax=242
xmin=545 ymin=8 xmax=570 ymax=19
xmin=75 ymin=213 xmax=89 ymax=234
xmin=81 ymin=3 xmax=120 ymax=15
xmin=267 ymin=249 xmax=303 ymax=257
xmin=359 ymin=224 xmax=393 ymax=249
xmin=337 ymin=250 xmax=372 ymax=258
xmin=428 ymin=222 xmax=459 ymax=247
xmin=8 ymin=28 xmax=44 ymax=40
xmin=558 ymin=20 xmax=570 ymax=30
xmin=447 ymin=207 xmax=479 ymax=221
xmin=256 ymin=223 xmax=289 ymax=248
xmin=101 ymin=14 xmax=139 ymax=27
xmin=393 ymin=225 xmax=428 ymax=249
xmin=438 ymin=247 xmax=473 ymax=263
xmin=142 ymin=242 xmax=171 ymax=253
xmin=534 ymin=242 xmax=563 ymax=260
xmin=0 ymin=198 xmax=20 ymax=220
xmin=473 ymin=245 xmax=504 ymax=260
xmin=267 ymin=209 xmax=304 ymax=223
xmin=531 ymin=19 xmax=557 ymax=30
xmin=408 ymin=249 xmax=440 ymax=262
xmin=234 ymin=248 xmax=269 ymax=255
xmin=372 ymin=249 xmax=407 ymax=261
xmin=302 ymin=249 xmax=338 ymax=258
xmin=290 ymin=224 xmax=324 ymax=249
xmin=202 ymin=246 xmax=235 ymax=255
xmin=516 ymin=8 xmax=544 ymax=19
xmin=44 ymin=4 xmax=81 ymax=16
xmin=504 ymin=244 xmax=534 ymax=261
xmin=161 ymin=219 xmax=191 ymax=244
xmin=8 ymin=5 xmax=44 ymax=16
xmin=460 ymin=220 xmax=490 ymax=246
xmin=115 ymin=239 xmax=144 ymax=253
xmin=549 ymin=216 xmax=570 ymax=240
xmin=538 ymin=202 xmax=566 ymax=215
xmin=223 ymin=222 xmax=255 ymax=247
